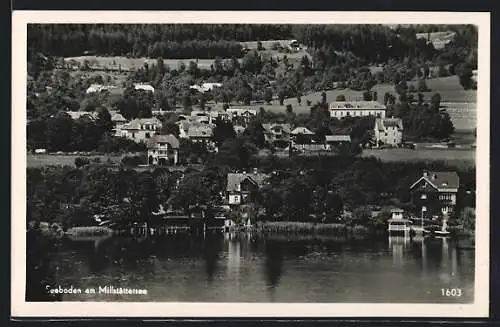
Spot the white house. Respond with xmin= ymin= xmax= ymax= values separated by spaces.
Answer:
xmin=189 ymin=82 xmax=222 ymax=93
xmin=147 ymin=134 xmax=180 ymax=166
xmin=119 ymin=117 xmax=162 ymax=142
xmin=329 ymin=101 xmax=386 ymax=119
xmin=86 ymin=84 xmax=117 ymax=94
xmin=373 ymin=117 xmax=403 ymax=147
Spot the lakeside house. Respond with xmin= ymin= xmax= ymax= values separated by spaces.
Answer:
xmin=373 ymin=117 xmax=404 ymax=147
xmin=119 ymin=117 xmax=162 ymax=142
xmin=147 ymin=134 xmax=180 ymax=166
xmin=329 ymin=101 xmax=386 ymax=119
xmin=226 ymin=170 xmax=268 ymax=206
xmin=409 ymin=171 xmax=459 ymax=220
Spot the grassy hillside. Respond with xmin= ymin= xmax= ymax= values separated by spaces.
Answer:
xmin=64 ymin=56 xmax=241 ymax=71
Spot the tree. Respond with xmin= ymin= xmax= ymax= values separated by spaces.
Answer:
xmin=257 ymin=41 xmax=263 ymax=51
xmin=243 ymin=120 xmax=266 ymax=148
xmin=297 ymin=95 xmax=302 ymax=105
xmin=430 ymin=93 xmax=441 ymax=111
xmin=160 ymin=121 xmax=180 ymax=138
xmin=286 ymin=104 xmax=293 ymax=114
xmin=336 ymin=94 xmax=346 ymax=101
xmin=264 ymin=88 xmax=273 ymax=104
xmin=362 ymin=91 xmax=372 ymax=101
xmin=417 ymin=79 xmax=430 ymax=92
xmin=96 ymin=107 xmax=113 ymax=135
xmin=321 ymin=91 xmax=327 ymax=105
xmin=457 ymin=64 xmax=474 ymax=90
xmin=212 ymin=119 xmax=236 ymax=146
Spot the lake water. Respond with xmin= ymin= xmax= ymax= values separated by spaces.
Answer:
xmin=38 ymin=233 xmax=474 ymax=303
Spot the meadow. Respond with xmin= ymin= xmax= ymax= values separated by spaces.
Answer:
xmin=27 ymin=154 xmax=123 ymax=168
xmin=361 ymin=148 xmax=475 ymax=170
xmin=64 ymin=56 xmax=241 ymax=71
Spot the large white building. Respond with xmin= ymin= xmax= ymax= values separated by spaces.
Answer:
xmin=329 ymin=101 xmax=386 ymax=119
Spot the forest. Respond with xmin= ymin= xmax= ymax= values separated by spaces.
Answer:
xmin=27 ymin=24 xmax=477 ymax=67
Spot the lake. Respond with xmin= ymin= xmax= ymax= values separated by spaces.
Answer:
xmin=34 ymin=233 xmax=474 ymax=303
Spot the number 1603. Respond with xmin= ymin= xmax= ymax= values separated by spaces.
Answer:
xmin=441 ymin=288 xmax=463 ymax=297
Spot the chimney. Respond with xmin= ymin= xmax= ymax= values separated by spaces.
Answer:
xmin=432 ymin=174 xmax=437 ymax=180
xmin=423 ymin=171 xmax=428 ymax=177
xmin=253 ymin=168 xmax=258 ymax=174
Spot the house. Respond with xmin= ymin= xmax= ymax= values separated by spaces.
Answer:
xmin=187 ymin=125 xmax=214 ymax=144
xmin=415 ymin=31 xmax=456 ymax=50
xmin=262 ymin=123 xmax=292 ymax=144
xmin=190 ymin=110 xmax=229 ymax=124
xmin=226 ymin=108 xmax=257 ymax=125
xmin=189 ymin=83 xmax=222 ymax=93
xmin=290 ymin=127 xmax=315 ymax=145
xmin=374 ymin=117 xmax=403 ymax=147
xmin=86 ymin=84 xmax=116 ymax=94
xmin=329 ymin=101 xmax=386 ymax=119
xmin=134 ymin=83 xmax=155 ymax=93
xmin=119 ymin=118 xmax=162 ymax=142
xmin=325 ymin=135 xmax=351 ymax=145
xmin=226 ymin=171 xmax=268 ymax=206
xmin=147 ymin=134 xmax=180 ymax=166
xmin=409 ymin=171 xmax=460 ymax=219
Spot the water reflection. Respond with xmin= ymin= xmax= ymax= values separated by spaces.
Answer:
xmin=31 ymin=232 xmax=474 ymax=303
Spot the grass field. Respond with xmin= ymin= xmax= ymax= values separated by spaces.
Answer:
xmin=27 ymin=154 xmax=123 ymax=168
xmin=361 ymin=148 xmax=475 ymax=170
xmin=64 ymin=56 xmax=241 ymax=71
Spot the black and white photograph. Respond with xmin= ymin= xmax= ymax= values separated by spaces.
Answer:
xmin=12 ymin=11 xmax=490 ymax=318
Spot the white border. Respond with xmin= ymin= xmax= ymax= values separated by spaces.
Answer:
xmin=12 ymin=11 xmax=490 ymax=318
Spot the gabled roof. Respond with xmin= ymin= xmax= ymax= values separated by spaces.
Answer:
xmin=375 ymin=117 xmax=403 ymax=131
xmin=146 ymin=134 xmax=180 ymax=149
xmin=410 ymin=171 xmax=459 ymax=191
xmin=121 ymin=117 xmax=162 ymax=130
xmin=111 ymin=113 xmax=127 ymax=123
xmin=262 ymin=123 xmax=292 ymax=134
xmin=66 ymin=111 xmax=99 ymax=120
xmin=187 ymin=125 xmax=213 ymax=138
xmin=325 ymin=135 xmax=351 ymax=142
xmin=226 ymin=172 xmax=268 ymax=192
xmin=226 ymin=108 xmax=257 ymax=116
xmin=291 ymin=127 xmax=315 ymax=135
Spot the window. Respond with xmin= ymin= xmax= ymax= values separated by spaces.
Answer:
xmin=421 ymin=194 xmax=427 ymax=199
xmin=145 ymin=133 xmax=151 ymax=138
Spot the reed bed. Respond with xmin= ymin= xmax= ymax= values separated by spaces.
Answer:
xmin=255 ymin=221 xmax=346 ymax=234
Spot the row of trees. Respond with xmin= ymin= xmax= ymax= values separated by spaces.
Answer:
xmin=27 ymin=155 xmax=476 ymax=229
xmin=27 ymin=108 xmax=145 ymax=153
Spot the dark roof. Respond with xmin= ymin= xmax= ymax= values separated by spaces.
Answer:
xmin=226 ymin=173 xmax=268 ymax=192
xmin=410 ymin=171 xmax=459 ymax=191
xmin=146 ymin=134 xmax=180 ymax=149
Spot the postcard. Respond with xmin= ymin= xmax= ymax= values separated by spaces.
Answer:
xmin=12 ymin=10 xmax=490 ymax=318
